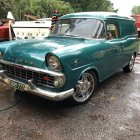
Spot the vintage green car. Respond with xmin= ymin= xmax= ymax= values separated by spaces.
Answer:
xmin=0 ymin=12 xmax=139 ymax=104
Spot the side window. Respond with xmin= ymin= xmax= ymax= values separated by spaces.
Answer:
xmin=106 ymin=23 xmax=119 ymax=39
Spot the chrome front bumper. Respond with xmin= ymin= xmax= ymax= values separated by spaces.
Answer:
xmin=0 ymin=70 xmax=74 ymax=101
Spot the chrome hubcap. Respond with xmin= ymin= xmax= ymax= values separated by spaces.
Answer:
xmin=73 ymin=73 xmax=95 ymax=102
xmin=129 ymin=55 xmax=135 ymax=70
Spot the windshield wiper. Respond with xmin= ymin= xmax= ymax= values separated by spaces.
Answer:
xmin=65 ymin=34 xmax=86 ymax=39
xmin=48 ymin=34 xmax=85 ymax=39
xmin=65 ymin=34 xmax=79 ymax=37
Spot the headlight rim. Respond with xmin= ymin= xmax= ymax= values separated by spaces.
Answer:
xmin=47 ymin=54 xmax=62 ymax=72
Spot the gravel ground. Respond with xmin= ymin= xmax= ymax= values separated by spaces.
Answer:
xmin=0 ymin=58 xmax=140 ymax=140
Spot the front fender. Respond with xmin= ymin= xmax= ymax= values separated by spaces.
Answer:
xmin=79 ymin=66 xmax=99 ymax=80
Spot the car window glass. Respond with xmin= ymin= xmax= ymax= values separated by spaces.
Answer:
xmin=50 ymin=18 xmax=104 ymax=39
xmin=106 ymin=23 xmax=119 ymax=39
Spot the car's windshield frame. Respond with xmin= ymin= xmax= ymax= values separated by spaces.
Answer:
xmin=49 ymin=18 xmax=105 ymax=39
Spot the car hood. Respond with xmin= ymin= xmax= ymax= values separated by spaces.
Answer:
xmin=3 ymin=36 xmax=101 ymax=68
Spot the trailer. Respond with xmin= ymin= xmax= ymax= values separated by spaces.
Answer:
xmin=132 ymin=15 xmax=140 ymax=36
xmin=132 ymin=14 xmax=140 ymax=54
xmin=12 ymin=18 xmax=52 ymax=39
xmin=0 ymin=19 xmax=15 ymax=42
xmin=0 ymin=20 xmax=10 ymax=42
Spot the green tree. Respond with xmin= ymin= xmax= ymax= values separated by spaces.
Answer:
xmin=132 ymin=5 xmax=140 ymax=14
xmin=32 ymin=0 xmax=74 ymax=18
xmin=0 ymin=0 xmax=14 ymax=18
xmin=62 ymin=0 xmax=116 ymax=12
xmin=0 ymin=0 xmax=74 ymax=20
xmin=0 ymin=0 xmax=116 ymax=20
xmin=0 ymin=8 xmax=6 ymax=18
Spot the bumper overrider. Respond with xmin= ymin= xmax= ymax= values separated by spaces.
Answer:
xmin=0 ymin=60 xmax=74 ymax=101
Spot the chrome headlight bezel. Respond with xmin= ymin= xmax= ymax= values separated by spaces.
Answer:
xmin=47 ymin=54 xmax=62 ymax=72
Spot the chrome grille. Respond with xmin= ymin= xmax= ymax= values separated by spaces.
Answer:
xmin=1 ymin=63 xmax=55 ymax=87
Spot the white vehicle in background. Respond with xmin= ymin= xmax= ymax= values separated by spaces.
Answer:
xmin=12 ymin=18 xmax=52 ymax=39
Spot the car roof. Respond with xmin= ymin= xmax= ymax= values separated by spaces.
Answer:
xmin=60 ymin=12 xmax=135 ymax=21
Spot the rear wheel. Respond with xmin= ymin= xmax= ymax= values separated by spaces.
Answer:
xmin=70 ymin=71 xmax=97 ymax=105
xmin=123 ymin=54 xmax=135 ymax=72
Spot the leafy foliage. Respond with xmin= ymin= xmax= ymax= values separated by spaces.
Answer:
xmin=63 ymin=0 xmax=115 ymax=12
xmin=0 ymin=0 xmax=116 ymax=20
xmin=0 ymin=0 xmax=74 ymax=20
xmin=31 ymin=0 xmax=74 ymax=18
xmin=132 ymin=5 xmax=140 ymax=15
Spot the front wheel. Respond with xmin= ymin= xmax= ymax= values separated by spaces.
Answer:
xmin=123 ymin=54 xmax=135 ymax=72
xmin=70 ymin=71 xmax=97 ymax=105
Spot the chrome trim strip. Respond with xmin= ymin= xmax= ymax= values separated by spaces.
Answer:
xmin=0 ymin=60 xmax=63 ymax=77
xmin=28 ymin=88 xmax=74 ymax=101
xmin=0 ymin=70 xmax=74 ymax=101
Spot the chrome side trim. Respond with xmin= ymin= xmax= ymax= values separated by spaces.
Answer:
xmin=0 ymin=70 xmax=74 ymax=101
xmin=0 ymin=60 xmax=63 ymax=77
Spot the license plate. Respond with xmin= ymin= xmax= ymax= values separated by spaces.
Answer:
xmin=4 ymin=78 xmax=29 ymax=91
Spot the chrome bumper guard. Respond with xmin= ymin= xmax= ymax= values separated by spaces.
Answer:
xmin=0 ymin=70 xmax=74 ymax=101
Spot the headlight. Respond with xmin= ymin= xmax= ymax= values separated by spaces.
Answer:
xmin=47 ymin=55 xmax=62 ymax=71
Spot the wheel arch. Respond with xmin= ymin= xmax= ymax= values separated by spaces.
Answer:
xmin=79 ymin=67 xmax=100 ymax=83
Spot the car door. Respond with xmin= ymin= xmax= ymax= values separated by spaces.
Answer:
xmin=104 ymin=21 xmax=123 ymax=76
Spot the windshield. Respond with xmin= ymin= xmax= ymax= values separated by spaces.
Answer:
xmin=50 ymin=18 xmax=105 ymax=38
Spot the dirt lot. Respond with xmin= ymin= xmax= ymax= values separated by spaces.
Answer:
xmin=0 ymin=57 xmax=140 ymax=140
